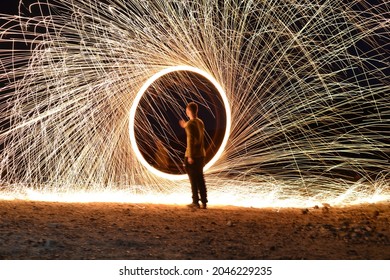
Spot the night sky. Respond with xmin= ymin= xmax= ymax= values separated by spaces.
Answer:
xmin=1 ymin=1 xmax=389 ymax=179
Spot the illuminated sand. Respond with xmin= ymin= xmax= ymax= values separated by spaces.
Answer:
xmin=0 ymin=200 xmax=389 ymax=259
xmin=1 ymin=177 xmax=389 ymax=208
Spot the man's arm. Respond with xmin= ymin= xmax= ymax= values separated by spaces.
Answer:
xmin=179 ymin=119 xmax=187 ymax=128
xmin=185 ymin=122 xmax=196 ymax=164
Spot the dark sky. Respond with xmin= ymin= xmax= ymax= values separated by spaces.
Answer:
xmin=0 ymin=1 xmax=40 ymax=20
xmin=0 ymin=0 xmax=388 ymax=178
xmin=1 ymin=1 xmax=19 ymax=14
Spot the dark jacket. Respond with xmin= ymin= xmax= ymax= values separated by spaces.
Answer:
xmin=184 ymin=118 xmax=206 ymax=158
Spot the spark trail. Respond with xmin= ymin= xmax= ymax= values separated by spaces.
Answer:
xmin=0 ymin=0 xmax=389 ymax=207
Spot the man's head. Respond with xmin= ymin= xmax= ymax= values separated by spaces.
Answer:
xmin=186 ymin=102 xmax=198 ymax=119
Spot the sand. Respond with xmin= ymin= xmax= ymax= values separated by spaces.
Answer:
xmin=0 ymin=200 xmax=389 ymax=259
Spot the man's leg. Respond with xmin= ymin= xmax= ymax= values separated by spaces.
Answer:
xmin=194 ymin=158 xmax=207 ymax=206
xmin=185 ymin=158 xmax=200 ymax=205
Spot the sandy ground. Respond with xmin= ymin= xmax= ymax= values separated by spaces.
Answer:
xmin=0 ymin=200 xmax=389 ymax=260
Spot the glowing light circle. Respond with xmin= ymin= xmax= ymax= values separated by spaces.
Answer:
xmin=129 ymin=65 xmax=231 ymax=180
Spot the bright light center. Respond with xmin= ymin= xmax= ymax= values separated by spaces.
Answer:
xmin=129 ymin=66 xmax=231 ymax=180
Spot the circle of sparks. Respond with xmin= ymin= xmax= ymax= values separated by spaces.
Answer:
xmin=129 ymin=65 xmax=231 ymax=180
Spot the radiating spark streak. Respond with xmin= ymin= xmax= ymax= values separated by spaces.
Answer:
xmin=0 ymin=0 xmax=389 ymax=207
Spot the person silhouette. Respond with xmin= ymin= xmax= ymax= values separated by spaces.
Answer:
xmin=179 ymin=102 xmax=208 ymax=209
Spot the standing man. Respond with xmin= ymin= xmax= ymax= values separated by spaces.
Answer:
xmin=179 ymin=102 xmax=208 ymax=209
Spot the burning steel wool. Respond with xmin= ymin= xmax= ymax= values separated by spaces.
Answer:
xmin=0 ymin=0 xmax=389 ymax=207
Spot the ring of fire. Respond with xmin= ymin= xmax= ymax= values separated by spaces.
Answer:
xmin=129 ymin=66 xmax=231 ymax=180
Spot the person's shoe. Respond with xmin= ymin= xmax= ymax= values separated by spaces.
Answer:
xmin=201 ymin=203 xmax=207 ymax=209
xmin=187 ymin=203 xmax=200 ymax=209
